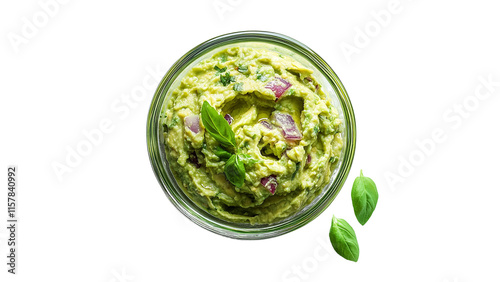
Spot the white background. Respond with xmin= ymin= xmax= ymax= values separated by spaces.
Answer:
xmin=1 ymin=0 xmax=499 ymax=281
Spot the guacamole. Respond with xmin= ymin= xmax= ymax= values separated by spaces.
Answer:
xmin=161 ymin=46 xmax=343 ymax=224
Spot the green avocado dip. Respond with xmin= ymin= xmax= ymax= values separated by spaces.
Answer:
xmin=161 ymin=46 xmax=343 ymax=224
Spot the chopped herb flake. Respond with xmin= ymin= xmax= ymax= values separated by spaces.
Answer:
xmin=257 ymin=73 xmax=268 ymax=82
xmin=233 ymin=82 xmax=244 ymax=92
xmin=292 ymin=162 xmax=301 ymax=179
xmin=237 ymin=65 xmax=249 ymax=74
xmin=168 ymin=116 xmax=179 ymax=129
xmin=220 ymin=72 xmax=234 ymax=86
xmin=214 ymin=66 xmax=227 ymax=74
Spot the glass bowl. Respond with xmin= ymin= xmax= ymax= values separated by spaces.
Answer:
xmin=147 ymin=31 xmax=356 ymax=239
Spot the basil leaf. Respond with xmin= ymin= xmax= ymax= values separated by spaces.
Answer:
xmin=329 ymin=215 xmax=360 ymax=262
xmin=214 ymin=146 xmax=231 ymax=160
xmin=351 ymin=170 xmax=379 ymax=225
xmin=224 ymin=154 xmax=245 ymax=187
xmin=201 ymin=101 xmax=236 ymax=148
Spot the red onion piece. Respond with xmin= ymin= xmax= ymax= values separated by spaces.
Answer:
xmin=184 ymin=115 xmax=200 ymax=133
xmin=224 ymin=114 xmax=233 ymax=125
xmin=307 ymin=154 xmax=311 ymax=164
xmin=260 ymin=119 xmax=273 ymax=130
xmin=271 ymin=113 xmax=302 ymax=140
xmin=265 ymin=77 xmax=291 ymax=99
xmin=261 ymin=175 xmax=277 ymax=194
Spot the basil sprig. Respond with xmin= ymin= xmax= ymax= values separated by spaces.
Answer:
xmin=201 ymin=101 xmax=236 ymax=149
xmin=329 ymin=215 xmax=360 ymax=262
xmin=201 ymin=101 xmax=246 ymax=187
xmin=351 ymin=170 xmax=379 ymax=225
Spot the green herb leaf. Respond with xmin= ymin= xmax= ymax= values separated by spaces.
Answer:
xmin=291 ymin=162 xmax=301 ymax=179
xmin=256 ymin=73 xmax=268 ymax=82
xmin=168 ymin=116 xmax=179 ymax=129
xmin=201 ymin=101 xmax=236 ymax=148
xmin=214 ymin=65 xmax=227 ymax=74
xmin=224 ymin=154 xmax=245 ymax=187
xmin=233 ymin=82 xmax=244 ymax=92
xmin=220 ymin=72 xmax=234 ymax=86
xmin=313 ymin=125 xmax=320 ymax=135
xmin=351 ymin=170 xmax=379 ymax=225
xmin=329 ymin=215 xmax=360 ymax=262
xmin=214 ymin=146 xmax=232 ymax=160
xmin=237 ymin=65 xmax=249 ymax=74
xmin=240 ymin=154 xmax=258 ymax=166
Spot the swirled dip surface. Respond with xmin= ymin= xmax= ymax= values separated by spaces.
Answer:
xmin=161 ymin=46 xmax=343 ymax=224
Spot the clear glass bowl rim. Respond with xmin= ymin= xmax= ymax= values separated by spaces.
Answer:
xmin=146 ymin=30 xmax=356 ymax=240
